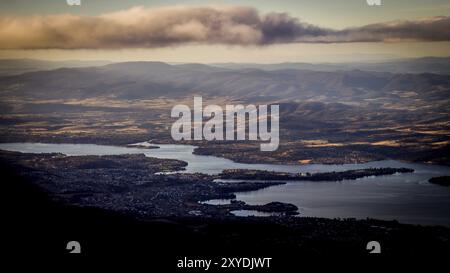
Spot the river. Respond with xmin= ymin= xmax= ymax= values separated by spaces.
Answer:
xmin=1 ymin=142 xmax=450 ymax=226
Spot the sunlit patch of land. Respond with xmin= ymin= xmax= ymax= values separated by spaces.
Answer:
xmin=371 ymin=140 xmax=401 ymax=147
xmin=297 ymin=159 xmax=312 ymax=165
xmin=301 ymin=140 xmax=345 ymax=147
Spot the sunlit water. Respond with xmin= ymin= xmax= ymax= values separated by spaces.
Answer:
xmin=1 ymin=142 xmax=450 ymax=226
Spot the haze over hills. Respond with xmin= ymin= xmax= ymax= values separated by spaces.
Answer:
xmin=0 ymin=59 xmax=112 ymax=76
xmin=1 ymin=56 xmax=450 ymax=77
xmin=1 ymin=61 xmax=449 ymax=108
xmin=212 ymin=57 xmax=450 ymax=75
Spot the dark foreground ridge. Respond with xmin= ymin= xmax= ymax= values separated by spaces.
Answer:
xmin=2 ymin=150 xmax=449 ymax=262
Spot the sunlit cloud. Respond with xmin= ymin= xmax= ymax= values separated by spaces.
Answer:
xmin=0 ymin=6 xmax=449 ymax=49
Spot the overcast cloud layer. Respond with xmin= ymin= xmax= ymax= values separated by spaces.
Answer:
xmin=0 ymin=6 xmax=449 ymax=49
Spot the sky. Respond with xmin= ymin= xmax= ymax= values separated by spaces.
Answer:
xmin=0 ymin=0 xmax=449 ymax=63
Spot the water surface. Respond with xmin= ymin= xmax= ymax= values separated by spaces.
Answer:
xmin=1 ymin=142 xmax=450 ymax=226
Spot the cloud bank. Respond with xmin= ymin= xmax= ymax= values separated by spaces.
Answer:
xmin=0 ymin=6 xmax=449 ymax=49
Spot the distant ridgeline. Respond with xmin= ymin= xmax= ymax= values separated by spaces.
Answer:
xmin=218 ymin=168 xmax=414 ymax=181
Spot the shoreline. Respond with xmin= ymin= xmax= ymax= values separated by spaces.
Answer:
xmin=1 ymin=139 xmax=450 ymax=168
xmin=2 ymin=147 xmax=450 ymax=257
xmin=2 ymin=148 xmax=447 ymax=227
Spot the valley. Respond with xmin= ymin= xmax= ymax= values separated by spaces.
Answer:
xmin=1 ymin=61 xmax=448 ymax=165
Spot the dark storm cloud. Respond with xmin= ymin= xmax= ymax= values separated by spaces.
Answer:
xmin=0 ymin=6 xmax=449 ymax=49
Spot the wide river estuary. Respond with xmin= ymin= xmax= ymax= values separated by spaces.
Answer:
xmin=1 ymin=142 xmax=450 ymax=227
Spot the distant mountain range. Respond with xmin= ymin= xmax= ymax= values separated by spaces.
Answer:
xmin=212 ymin=57 xmax=450 ymax=75
xmin=1 ymin=57 xmax=449 ymax=77
xmin=0 ymin=60 xmax=448 ymax=107
xmin=0 ymin=59 xmax=111 ymax=76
